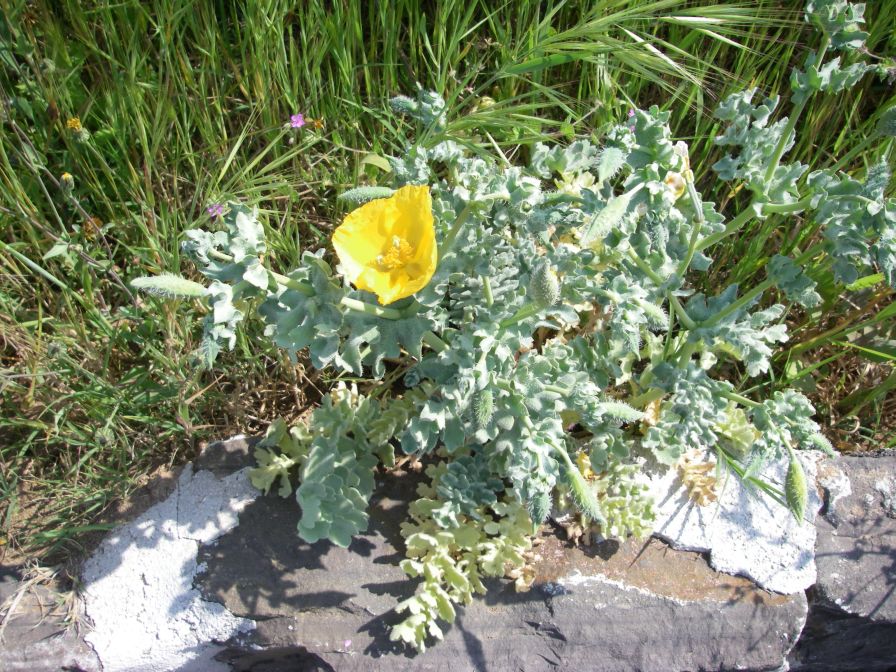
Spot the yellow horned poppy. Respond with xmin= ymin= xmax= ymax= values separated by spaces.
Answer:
xmin=332 ymin=185 xmax=437 ymax=305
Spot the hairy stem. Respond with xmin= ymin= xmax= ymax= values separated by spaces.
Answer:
xmin=676 ymin=177 xmax=706 ymax=276
xmin=763 ymin=35 xmax=830 ymax=186
xmin=340 ymin=296 xmax=404 ymax=320
xmin=696 ymin=206 xmax=755 ymax=252
xmin=499 ymin=302 xmax=541 ymax=329
xmin=438 ymin=202 xmax=475 ymax=263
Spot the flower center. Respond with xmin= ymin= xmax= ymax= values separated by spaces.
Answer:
xmin=376 ymin=236 xmax=415 ymax=271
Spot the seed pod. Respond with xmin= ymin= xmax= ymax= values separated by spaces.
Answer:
xmin=565 ymin=463 xmax=607 ymax=527
xmin=785 ymin=448 xmax=808 ymax=523
xmin=595 ymin=401 xmax=644 ymax=424
xmin=131 ymin=274 xmax=207 ymax=299
xmin=528 ymin=262 xmax=561 ymax=308
xmin=472 ymin=389 xmax=494 ymax=431
xmin=337 ymin=186 xmax=395 ymax=204
xmin=389 ymin=95 xmax=419 ymax=115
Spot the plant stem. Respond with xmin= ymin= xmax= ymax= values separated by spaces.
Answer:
xmin=276 ymin=272 xmax=315 ymax=295
xmin=702 ymin=278 xmax=775 ymax=327
xmin=421 ymin=330 xmax=450 ymax=353
xmin=696 ymin=206 xmax=754 ymax=252
xmin=722 ymin=390 xmax=761 ymax=409
xmin=668 ymin=294 xmax=697 ymax=330
xmin=674 ymin=340 xmax=700 ymax=367
xmin=628 ymin=248 xmax=696 ymax=330
xmin=340 ymin=296 xmax=404 ymax=320
xmin=499 ymin=302 xmax=541 ymax=329
xmin=629 ymin=386 xmax=664 ymax=408
xmin=763 ymin=34 xmax=830 ymax=187
xmin=676 ymin=177 xmax=706 ymax=276
xmin=206 ymin=249 xmax=315 ymax=295
xmin=627 ymin=249 xmax=665 ymax=286
xmin=438 ymin=202 xmax=475 ymax=263
xmin=763 ymin=195 xmax=813 ymax=214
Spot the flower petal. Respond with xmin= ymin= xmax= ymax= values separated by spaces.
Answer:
xmin=332 ymin=184 xmax=438 ymax=304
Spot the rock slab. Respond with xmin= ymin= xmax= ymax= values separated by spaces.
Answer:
xmin=813 ymin=456 xmax=896 ymax=621
xmin=197 ymin=446 xmax=807 ymax=672
xmin=787 ymin=455 xmax=896 ymax=672
xmin=15 ymin=437 xmax=892 ymax=672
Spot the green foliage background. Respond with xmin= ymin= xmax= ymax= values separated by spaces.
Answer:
xmin=0 ymin=0 xmax=893 ymax=558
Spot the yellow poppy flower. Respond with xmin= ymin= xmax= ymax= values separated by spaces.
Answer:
xmin=332 ymin=185 xmax=437 ymax=305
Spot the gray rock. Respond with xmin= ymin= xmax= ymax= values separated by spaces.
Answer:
xmin=814 ymin=456 xmax=896 ymax=622
xmin=62 ymin=436 xmax=896 ymax=672
xmin=198 ymin=465 xmax=807 ymax=672
xmin=788 ymin=602 xmax=896 ymax=672
xmin=0 ymin=570 xmax=101 ymax=672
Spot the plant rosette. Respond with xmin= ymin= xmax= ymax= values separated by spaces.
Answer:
xmin=132 ymin=0 xmax=895 ymax=653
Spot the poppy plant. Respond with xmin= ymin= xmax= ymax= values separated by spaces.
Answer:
xmin=332 ymin=185 xmax=437 ymax=305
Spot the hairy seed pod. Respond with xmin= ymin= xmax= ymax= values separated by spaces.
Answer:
xmin=785 ymin=449 xmax=808 ymax=522
xmin=131 ymin=274 xmax=207 ymax=299
xmin=337 ymin=186 xmax=395 ymax=204
xmin=472 ymin=389 xmax=494 ymax=430
xmin=389 ymin=95 xmax=419 ymax=115
xmin=528 ymin=263 xmax=561 ymax=308
xmin=565 ymin=464 xmax=607 ymax=527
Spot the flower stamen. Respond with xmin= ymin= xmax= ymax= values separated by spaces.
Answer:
xmin=376 ymin=236 xmax=415 ymax=271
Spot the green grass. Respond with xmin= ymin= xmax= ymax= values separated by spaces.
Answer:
xmin=1 ymin=0 xmax=894 ymax=560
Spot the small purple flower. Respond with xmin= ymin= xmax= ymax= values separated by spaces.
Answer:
xmin=627 ymin=108 xmax=636 ymax=132
xmin=207 ymin=203 xmax=225 ymax=218
xmin=290 ymin=113 xmax=306 ymax=129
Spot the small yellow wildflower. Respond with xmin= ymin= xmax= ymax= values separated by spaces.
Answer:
xmin=66 ymin=117 xmax=82 ymax=132
xmin=60 ymin=172 xmax=74 ymax=190
xmin=332 ymin=185 xmax=437 ymax=305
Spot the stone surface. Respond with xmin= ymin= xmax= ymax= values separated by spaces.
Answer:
xmin=788 ymin=600 xmax=896 ymax=672
xmin=199 ymin=466 xmax=808 ymax=672
xmin=0 ymin=570 xmax=100 ymax=672
xmin=58 ymin=437 xmax=896 ymax=672
xmin=814 ymin=456 xmax=896 ymax=622
xmin=81 ymin=463 xmax=260 ymax=672
xmin=645 ymin=452 xmax=823 ymax=594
